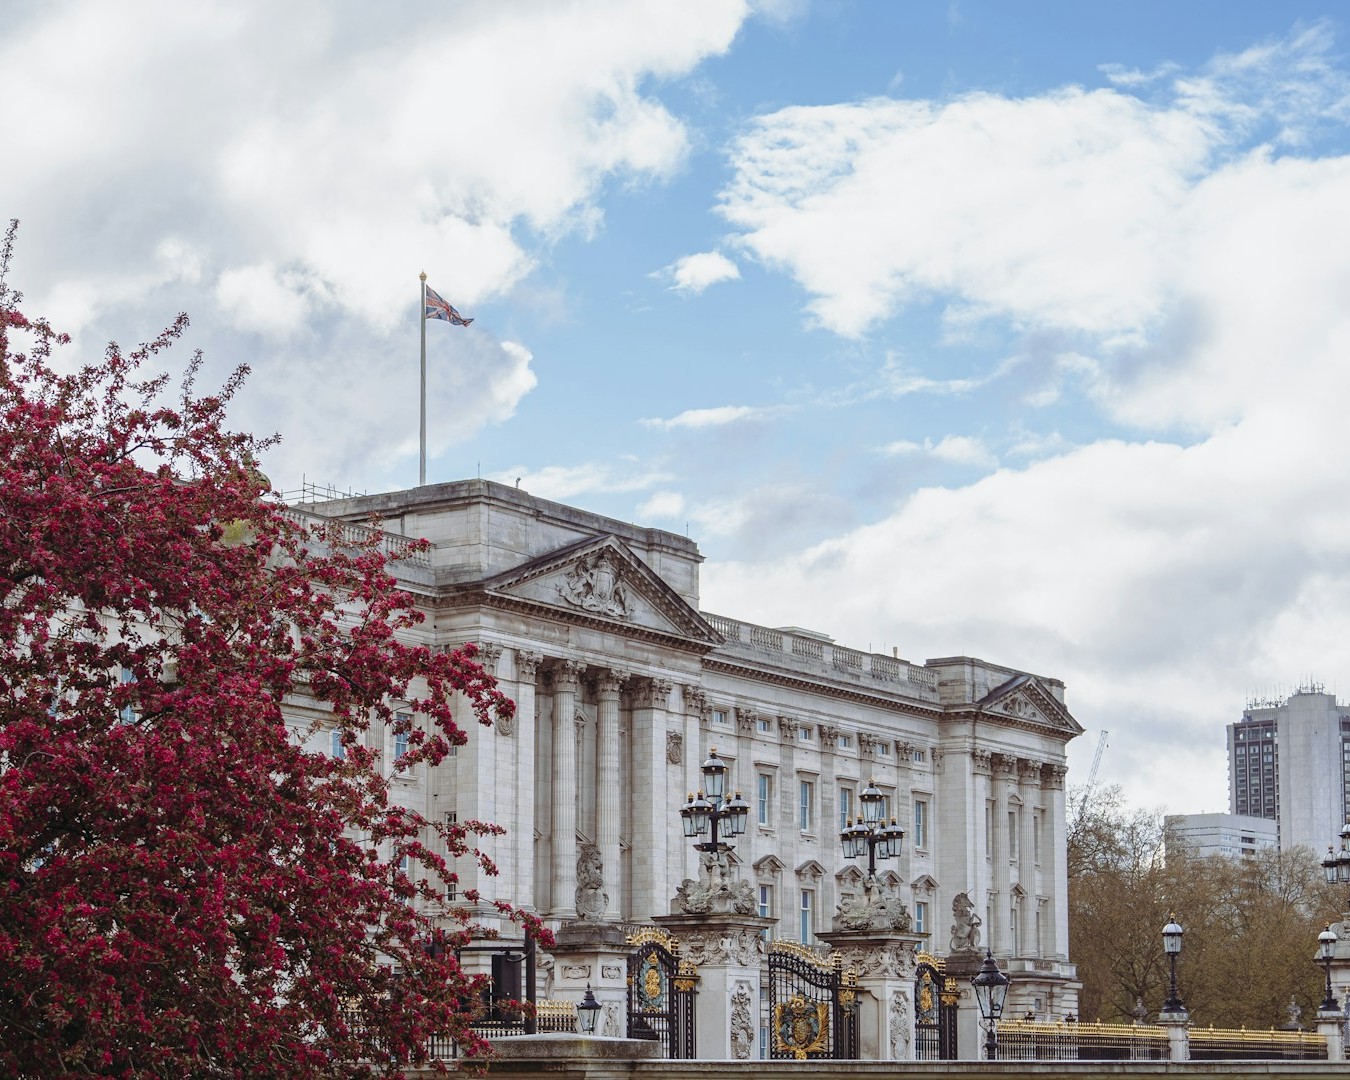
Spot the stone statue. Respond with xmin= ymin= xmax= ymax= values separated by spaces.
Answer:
xmin=673 ymin=851 xmax=756 ymax=915
xmin=730 ymin=981 xmax=754 ymax=1059
xmin=949 ymin=892 xmax=982 ymax=953
xmin=575 ymin=842 xmax=608 ymax=919
xmin=834 ymin=880 xmax=912 ymax=932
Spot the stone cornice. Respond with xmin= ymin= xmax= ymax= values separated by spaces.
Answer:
xmin=701 ymin=656 xmax=944 ymax=719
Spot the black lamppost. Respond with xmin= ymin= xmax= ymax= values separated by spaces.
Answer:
xmin=839 ymin=779 xmax=905 ymax=878
xmin=1321 ymin=824 xmax=1350 ymax=903
xmin=679 ymin=748 xmax=750 ymax=854
xmin=971 ymin=949 xmax=1011 ymax=1060
xmin=576 ymin=983 xmax=602 ymax=1035
xmin=1161 ymin=914 xmax=1186 ymax=1015
xmin=1317 ymin=926 xmax=1340 ymax=1014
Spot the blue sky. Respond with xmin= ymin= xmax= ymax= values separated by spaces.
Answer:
xmin=6 ymin=0 xmax=1350 ymax=820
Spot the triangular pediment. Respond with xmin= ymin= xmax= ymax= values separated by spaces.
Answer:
xmin=754 ymin=854 xmax=786 ymax=877
xmin=835 ymin=864 xmax=866 ymax=888
xmin=979 ymin=674 xmax=1084 ymax=739
xmin=795 ymin=859 xmax=826 ymax=882
xmin=476 ymin=535 xmax=721 ymax=645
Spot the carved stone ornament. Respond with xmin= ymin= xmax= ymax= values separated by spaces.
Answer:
xmin=556 ymin=549 xmax=632 ymax=619
xmin=679 ymin=926 xmax=764 ymax=967
xmin=949 ymin=891 xmax=982 ymax=955
xmin=777 ymin=715 xmax=800 ymax=741
xmin=1001 ymin=695 xmax=1040 ymax=720
xmin=549 ymin=658 xmax=583 ymax=692
xmin=1018 ymin=757 xmax=1043 ymax=784
xmin=819 ymin=725 xmax=840 ymax=750
xmin=575 ymin=843 xmax=608 ymax=920
xmin=601 ymin=1000 xmax=622 ymax=1037
xmin=666 ymin=730 xmax=683 ymax=765
xmin=890 ymin=991 xmax=914 ymax=1058
xmin=1042 ymin=763 xmax=1068 ymax=789
xmin=736 ymin=709 xmax=757 ymax=735
xmin=673 ymin=851 xmax=757 ymax=916
xmin=633 ymin=676 xmax=673 ymax=710
xmin=832 ymin=942 xmax=914 ymax=981
xmin=833 ymin=879 xmax=913 ymax=933
xmin=562 ymin=963 xmax=591 ymax=980
xmin=730 ymin=981 xmax=755 ymax=1060
xmin=859 ymin=733 xmax=879 ymax=753
xmin=476 ymin=641 xmax=504 ymax=675
xmin=496 ymin=709 xmax=515 ymax=737
xmin=601 ymin=963 xmax=623 ymax=980
xmin=516 ymin=648 xmax=543 ymax=680
xmin=970 ymin=748 xmax=992 ymax=772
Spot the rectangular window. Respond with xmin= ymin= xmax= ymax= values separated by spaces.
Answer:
xmin=757 ymin=774 xmax=771 ymax=826
xmin=876 ymin=742 xmax=891 ymax=757
xmin=798 ymin=725 xmax=813 ymax=742
xmin=713 ymin=709 xmax=728 ymax=725
xmin=839 ymin=733 xmax=852 ymax=749
xmin=913 ymin=799 xmax=928 ymax=849
xmin=757 ymin=717 xmax=772 ymax=733
xmin=915 ymin=900 xmax=928 ymax=935
xmin=911 ymin=748 xmax=926 ymax=763
xmin=330 ymin=728 xmax=346 ymax=760
xmin=799 ymin=780 xmax=814 ymax=832
xmin=1033 ymin=811 xmax=1041 ymax=863
xmin=118 ymin=666 xmax=137 ymax=725
xmin=799 ymin=890 xmax=813 ymax=944
xmin=758 ymin=884 xmax=772 ymax=919
xmin=392 ymin=713 xmax=411 ymax=775
xmin=839 ymin=787 xmax=854 ymax=832
xmin=1008 ymin=811 xmax=1018 ymax=860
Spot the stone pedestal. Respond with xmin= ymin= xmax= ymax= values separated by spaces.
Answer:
xmin=1158 ymin=1009 xmax=1190 ymax=1061
xmin=942 ymin=949 xmax=986 ymax=1061
xmin=817 ymin=929 xmax=925 ymax=1060
xmin=654 ymin=912 xmax=775 ymax=1060
xmin=552 ymin=921 xmax=632 ymax=1038
xmin=1317 ymin=1009 xmax=1345 ymax=1061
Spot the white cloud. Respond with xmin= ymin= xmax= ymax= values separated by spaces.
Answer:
xmin=491 ymin=462 xmax=673 ymax=503
xmin=637 ymin=490 xmax=687 ymax=519
xmin=641 ymin=404 xmax=782 ymax=429
xmin=879 ymin=435 xmax=997 ymax=469
xmin=659 ymin=250 xmax=742 ymax=294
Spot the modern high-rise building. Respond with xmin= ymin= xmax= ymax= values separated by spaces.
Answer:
xmin=1227 ymin=688 xmax=1350 ymax=854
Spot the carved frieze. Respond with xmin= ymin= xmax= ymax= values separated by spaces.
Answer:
xmin=679 ymin=927 xmax=763 ymax=967
xmin=831 ymin=943 xmax=915 ymax=981
xmin=730 ymin=981 xmax=754 ymax=1059
xmin=556 ymin=549 xmax=632 ymax=619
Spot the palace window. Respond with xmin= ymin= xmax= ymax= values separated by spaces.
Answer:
xmin=839 ymin=787 xmax=854 ymax=832
xmin=799 ymin=780 xmax=814 ymax=832
xmin=799 ymin=890 xmax=813 ymax=944
xmin=757 ymin=774 xmax=772 ymax=826
xmin=913 ymin=799 xmax=928 ymax=849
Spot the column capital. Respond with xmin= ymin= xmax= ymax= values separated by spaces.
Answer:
xmin=515 ymin=648 xmax=543 ymax=680
xmin=548 ymin=657 xmax=584 ymax=692
xmin=971 ymin=748 xmax=993 ymax=773
xmin=591 ymin=667 xmax=629 ymax=697
xmin=1041 ymin=763 xmax=1068 ymax=789
xmin=475 ymin=641 xmax=504 ymax=674
xmin=777 ymin=715 xmax=800 ymax=742
xmin=1018 ymin=757 xmax=1044 ymax=785
xmin=631 ymin=676 xmax=673 ymax=710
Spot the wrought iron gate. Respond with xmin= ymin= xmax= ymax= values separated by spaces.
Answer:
xmin=626 ymin=928 xmax=697 ymax=1058
xmin=766 ymin=941 xmax=859 ymax=1060
xmin=914 ymin=953 xmax=958 ymax=1060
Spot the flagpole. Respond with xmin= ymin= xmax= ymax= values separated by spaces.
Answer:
xmin=419 ymin=270 xmax=427 ymax=487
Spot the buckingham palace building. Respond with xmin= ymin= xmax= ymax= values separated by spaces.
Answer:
xmin=297 ymin=478 xmax=1083 ymax=1035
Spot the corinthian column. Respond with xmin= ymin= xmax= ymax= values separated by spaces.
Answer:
xmin=595 ymin=668 xmax=626 ymax=919
xmin=550 ymin=658 xmax=583 ymax=917
xmin=514 ymin=649 xmax=542 ymax=912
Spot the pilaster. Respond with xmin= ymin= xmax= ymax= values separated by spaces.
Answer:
xmin=549 ymin=658 xmax=583 ymax=918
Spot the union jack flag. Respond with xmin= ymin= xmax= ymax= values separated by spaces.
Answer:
xmin=425 ymin=285 xmax=473 ymax=326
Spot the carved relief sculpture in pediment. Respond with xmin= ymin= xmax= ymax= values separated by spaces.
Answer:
xmin=555 ymin=549 xmax=632 ymax=619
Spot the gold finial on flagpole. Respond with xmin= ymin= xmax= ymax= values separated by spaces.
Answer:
xmin=419 ymin=270 xmax=427 ymax=282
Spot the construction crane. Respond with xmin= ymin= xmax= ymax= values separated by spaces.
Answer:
xmin=1087 ymin=730 xmax=1109 ymax=789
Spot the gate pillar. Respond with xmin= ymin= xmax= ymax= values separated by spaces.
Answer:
xmin=655 ymin=912 xmax=774 ymax=1059
xmin=817 ymin=929 xmax=925 ymax=1060
xmin=943 ymin=949 xmax=987 ymax=1060
xmin=553 ymin=921 xmax=631 ymax=1037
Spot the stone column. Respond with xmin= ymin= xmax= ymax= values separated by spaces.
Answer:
xmin=1041 ymin=763 xmax=1069 ymax=958
xmin=1017 ymin=759 xmax=1042 ymax=958
xmin=631 ymin=677 xmax=674 ymax=921
xmin=1160 ymin=1010 xmax=1190 ymax=1061
xmin=594 ymin=668 xmax=626 ymax=920
xmin=990 ymin=753 xmax=1014 ymax=954
xmin=550 ymin=658 xmax=583 ymax=918
xmin=513 ymin=649 xmax=542 ymax=912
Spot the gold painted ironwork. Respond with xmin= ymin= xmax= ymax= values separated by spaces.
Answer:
xmin=626 ymin=926 xmax=681 ymax=953
xmin=773 ymin=994 xmax=831 ymax=1060
xmin=769 ymin=939 xmax=832 ymax=969
xmin=915 ymin=950 xmax=945 ymax=972
xmin=673 ymin=959 xmax=699 ymax=993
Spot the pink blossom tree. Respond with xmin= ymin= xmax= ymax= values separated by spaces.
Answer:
xmin=0 ymin=222 xmax=536 ymax=1077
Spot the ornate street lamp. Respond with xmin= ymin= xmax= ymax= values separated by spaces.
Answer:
xmin=576 ymin=983 xmax=602 ymax=1035
xmin=1321 ymin=824 xmax=1350 ymax=904
xmin=839 ymin=779 xmax=905 ymax=880
xmin=677 ymin=749 xmax=749 ymax=855
xmin=1161 ymin=913 xmax=1186 ymax=1015
xmin=971 ymin=949 xmax=1011 ymax=1060
xmin=1317 ymin=926 xmax=1340 ymax=1014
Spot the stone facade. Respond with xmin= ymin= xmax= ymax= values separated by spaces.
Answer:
xmin=299 ymin=479 xmax=1082 ymax=1023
